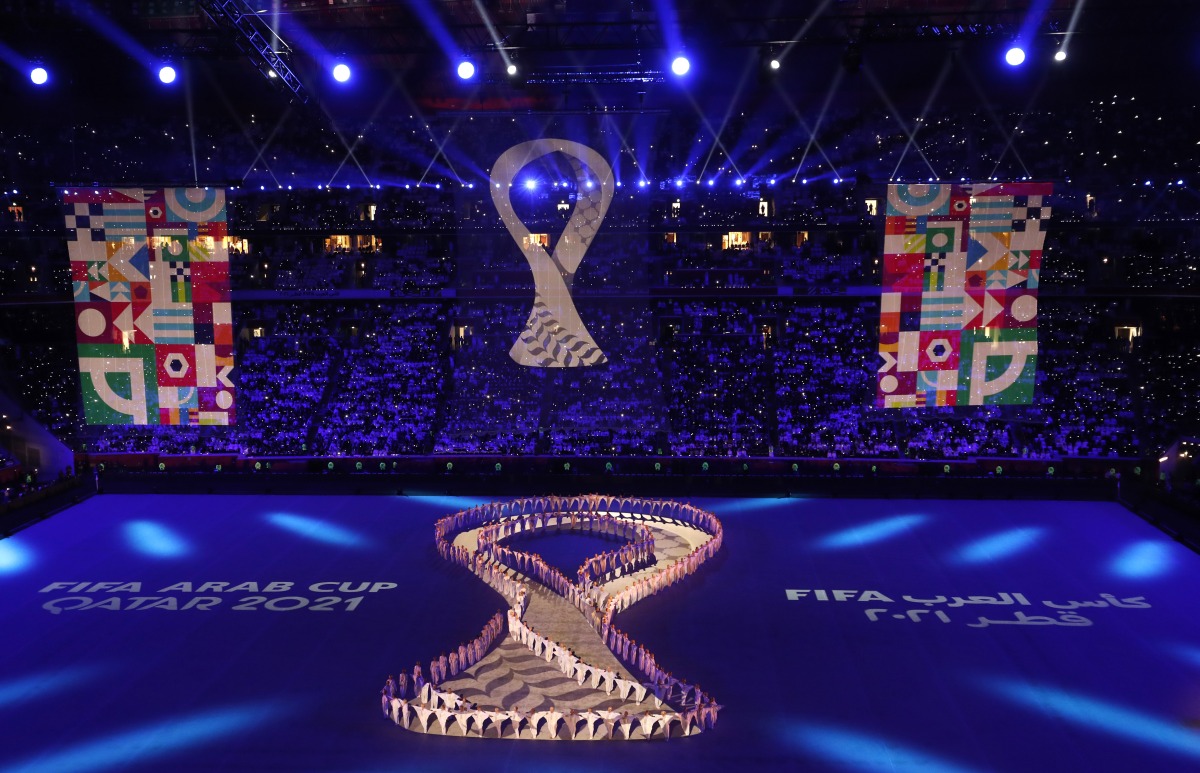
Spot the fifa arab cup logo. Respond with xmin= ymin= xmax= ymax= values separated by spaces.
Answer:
xmin=381 ymin=496 xmax=724 ymax=740
xmin=490 ymin=140 xmax=613 ymax=367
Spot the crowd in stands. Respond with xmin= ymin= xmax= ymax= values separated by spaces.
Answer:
xmin=1 ymin=94 xmax=1198 ymax=463
xmin=1 ymin=290 xmax=1190 ymax=462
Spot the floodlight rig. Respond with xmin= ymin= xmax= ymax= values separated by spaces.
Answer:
xmin=196 ymin=0 xmax=307 ymax=104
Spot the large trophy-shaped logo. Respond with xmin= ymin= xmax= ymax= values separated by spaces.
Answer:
xmin=490 ymin=140 xmax=613 ymax=367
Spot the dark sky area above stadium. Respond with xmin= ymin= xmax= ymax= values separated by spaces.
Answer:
xmin=2 ymin=1 xmax=1198 ymax=129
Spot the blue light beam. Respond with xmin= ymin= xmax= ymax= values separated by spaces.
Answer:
xmin=0 ymin=539 xmax=33 ymax=574
xmin=266 ymin=513 xmax=368 ymax=549
xmin=0 ymin=701 xmax=287 ymax=773
xmin=952 ymin=527 xmax=1044 ymax=564
xmin=781 ymin=717 xmax=986 ymax=773
xmin=817 ymin=515 xmax=928 ymax=549
xmin=1110 ymin=540 xmax=1174 ymax=579
xmin=0 ymin=665 xmax=105 ymax=710
xmin=124 ymin=520 xmax=190 ymax=558
xmin=975 ymin=676 xmax=1200 ymax=762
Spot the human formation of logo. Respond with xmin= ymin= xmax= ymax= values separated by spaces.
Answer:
xmin=381 ymin=495 xmax=723 ymax=740
xmin=63 ymin=187 xmax=235 ymax=425
xmin=876 ymin=182 xmax=1051 ymax=407
xmin=490 ymin=140 xmax=614 ymax=368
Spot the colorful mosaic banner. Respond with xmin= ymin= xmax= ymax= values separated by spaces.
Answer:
xmin=876 ymin=182 xmax=1051 ymax=408
xmin=64 ymin=188 xmax=235 ymax=425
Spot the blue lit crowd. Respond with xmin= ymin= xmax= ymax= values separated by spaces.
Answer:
xmin=0 ymin=96 xmax=1197 ymax=463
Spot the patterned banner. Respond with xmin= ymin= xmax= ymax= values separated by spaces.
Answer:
xmin=876 ymin=182 xmax=1051 ymax=407
xmin=64 ymin=187 xmax=235 ymax=425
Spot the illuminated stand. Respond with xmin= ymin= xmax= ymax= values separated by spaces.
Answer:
xmin=490 ymin=140 xmax=614 ymax=367
xmin=384 ymin=495 xmax=723 ymax=740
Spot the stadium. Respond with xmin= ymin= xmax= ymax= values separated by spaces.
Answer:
xmin=1 ymin=1 xmax=1199 ymax=771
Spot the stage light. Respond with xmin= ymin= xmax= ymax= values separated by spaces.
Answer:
xmin=29 ymin=66 xmax=48 ymax=85
xmin=1111 ymin=540 xmax=1174 ymax=579
xmin=671 ymin=55 xmax=690 ymax=76
xmin=817 ymin=514 xmax=927 ymax=549
xmin=638 ymin=179 xmax=648 ymax=188
xmin=783 ymin=718 xmax=981 ymax=773
xmin=332 ymin=63 xmax=351 ymax=82
xmin=1054 ymin=49 xmax=1067 ymax=62
xmin=158 ymin=65 xmax=177 ymax=84
xmin=266 ymin=512 xmax=367 ymax=548
xmin=1 ymin=702 xmax=289 ymax=773
xmin=457 ymin=60 xmax=476 ymax=80
xmin=0 ymin=539 xmax=33 ymax=574
xmin=769 ymin=58 xmax=781 ymax=70
xmin=0 ymin=666 xmax=103 ymax=709
xmin=976 ymin=676 xmax=1200 ymax=761
xmin=1005 ymin=46 xmax=1026 ymax=66
xmin=506 ymin=63 xmax=517 ymax=76
xmin=675 ymin=179 xmax=684 ymax=188
xmin=124 ymin=520 xmax=190 ymax=558
xmin=953 ymin=527 xmax=1044 ymax=564
xmin=524 ymin=179 xmax=537 ymax=190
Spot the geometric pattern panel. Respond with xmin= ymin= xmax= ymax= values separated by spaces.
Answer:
xmin=876 ymin=181 xmax=1051 ymax=408
xmin=64 ymin=187 xmax=235 ymax=425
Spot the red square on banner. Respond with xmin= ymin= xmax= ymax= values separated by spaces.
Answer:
xmin=883 ymin=254 xmax=925 ymax=291
xmin=917 ymin=330 xmax=961 ymax=371
xmin=156 ymin=345 xmax=198 ymax=387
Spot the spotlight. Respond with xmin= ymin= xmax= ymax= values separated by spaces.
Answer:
xmin=523 ymin=179 xmax=537 ymax=190
xmin=1005 ymin=46 xmax=1026 ymax=67
xmin=29 ymin=66 xmax=48 ymax=86
xmin=506 ymin=63 xmax=517 ymax=76
xmin=670 ymin=56 xmax=690 ymax=76
xmin=332 ymin=63 xmax=352 ymax=83
xmin=457 ymin=60 xmax=476 ymax=80
xmin=770 ymin=58 xmax=781 ymax=70
xmin=158 ymin=65 xmax=177 ymax=84
xmin=1054 ymin=49 xmax=1067 ymax=62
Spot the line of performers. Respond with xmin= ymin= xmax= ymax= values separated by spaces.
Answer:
xmin=382 ymin=611 xmax=506 ymax=702
xmin=387 ymin=495 xmax=725 ymax=739
xmin=384 ymin=689 xmax=716 ymax=740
